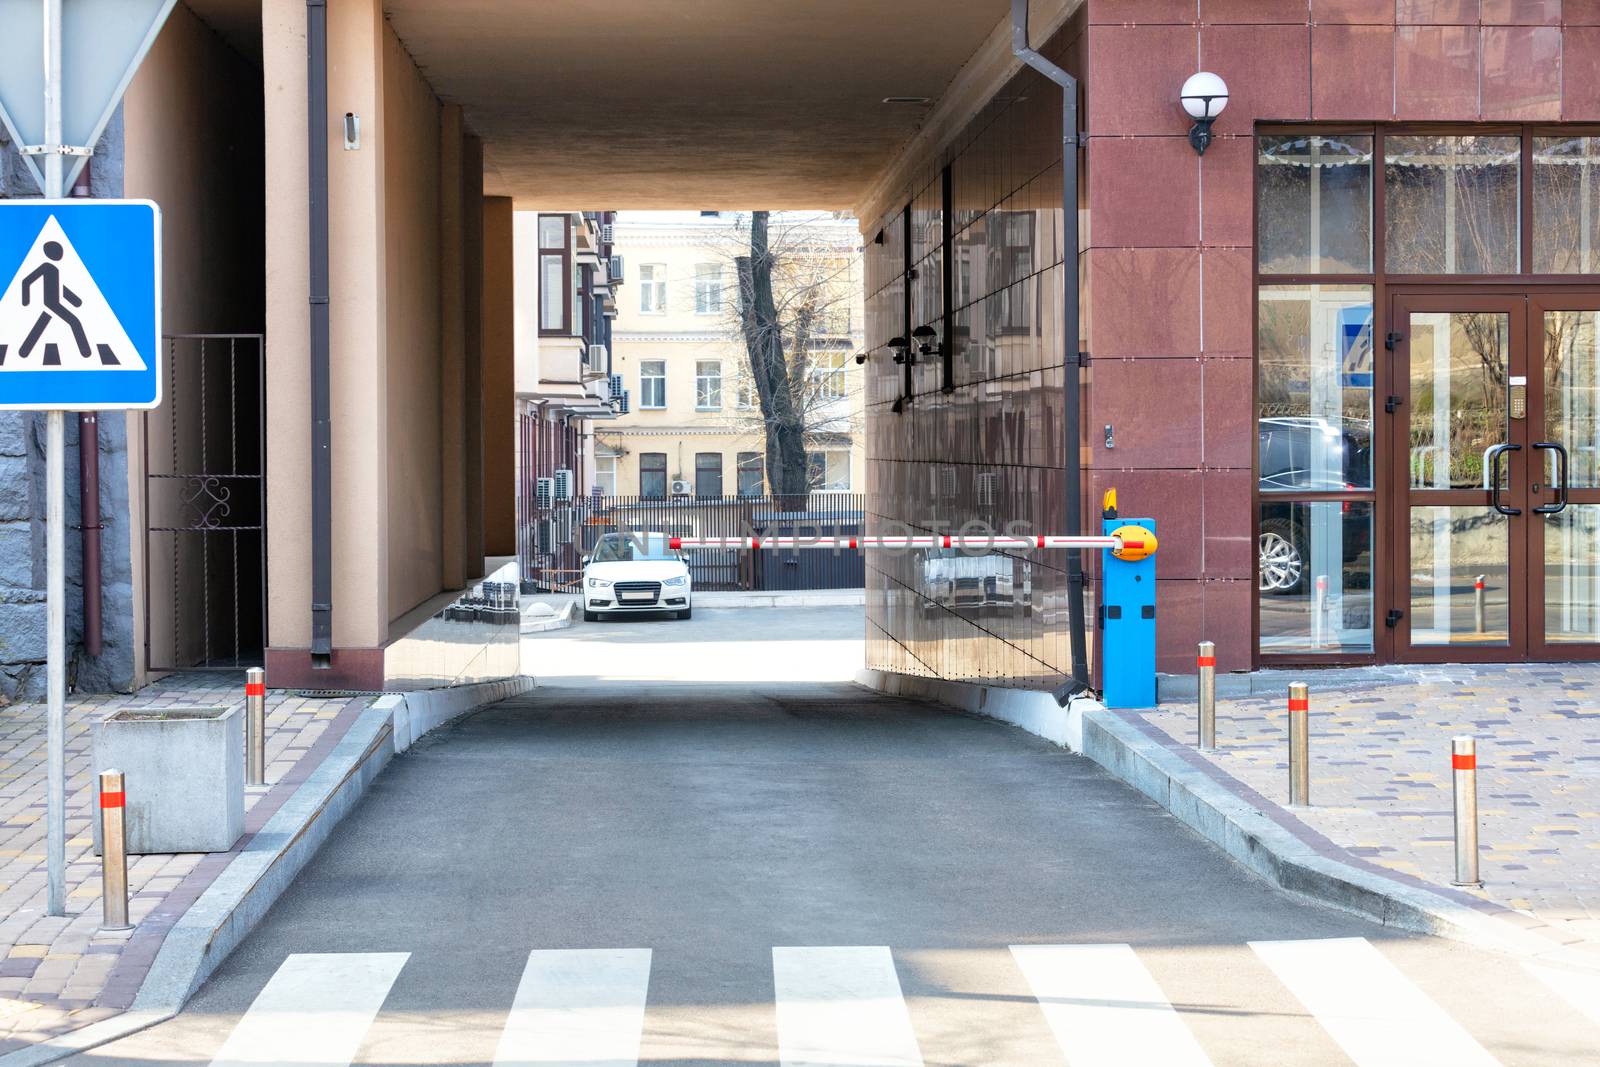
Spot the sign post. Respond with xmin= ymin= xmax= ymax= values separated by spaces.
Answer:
xmin=0 ymin=0 xmax=174 ymax=916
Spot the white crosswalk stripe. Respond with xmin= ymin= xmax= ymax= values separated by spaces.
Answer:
xmin=1250 ymin=937 xmax=1501 ymax=1067
xmin=1010 ymin=943 xmax=1213 ymax=1067
xmin=1523 ymin=961 xmax=1600 ymax=1031
xmin=207 ymin=951 xmax=409 ymax=1066
xmin=492 ymin=948 xmax=653 ymax=1067
xmin=772 ymin=945 xmax=924 ymax=1067
xmin=208 ymin=937 xmax=1525 ymax=1067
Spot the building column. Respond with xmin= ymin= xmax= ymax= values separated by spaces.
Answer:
xmin=482 ymin=196 xmax=516 ymax=558
xmin=462 ymin=136 xmax=485 ymax=579
xmin=438 ymin=104 xmax=468 ymax=589
xmin=263 ymin=0 xmax=389 ymax=687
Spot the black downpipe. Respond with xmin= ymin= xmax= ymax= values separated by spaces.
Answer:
xmin=1011 ymin=0 xmax=1089 ymax=701
xmin=308 ymin=0 xmax=333 ymax=666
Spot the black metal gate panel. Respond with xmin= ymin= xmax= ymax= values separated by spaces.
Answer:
xmin=520 ymin=493 xmax=866 ymax=593
xmin=144 ymin=334 xmax=267 ymax=671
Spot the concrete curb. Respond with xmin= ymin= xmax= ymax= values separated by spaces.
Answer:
xmin=3 ymin=675 xmax=533 ymax=1067
xmin=854 ymin=668 xmax=1593 ymax=967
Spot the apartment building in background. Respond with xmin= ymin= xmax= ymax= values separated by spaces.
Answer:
xmin=597 ymin=212 xmax=865 ymax=500
xmin=513 ymin=210 xmax=623 ymax=585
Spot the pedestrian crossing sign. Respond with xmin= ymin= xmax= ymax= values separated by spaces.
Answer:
xmin=0 ymin=200 xmax=161 ymax=410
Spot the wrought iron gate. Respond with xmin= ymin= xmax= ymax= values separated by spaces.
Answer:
xmin=144 ymin=334 xmax=267 ymax=671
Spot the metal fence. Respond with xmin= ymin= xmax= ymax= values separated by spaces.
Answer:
xmin=519 ymin=493 xmax=867 ymax=593
xmin=144 ymin=334 xmax=267 ymax=671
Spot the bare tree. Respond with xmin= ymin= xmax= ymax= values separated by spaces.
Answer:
xmin=726 ymin=210 xmax=862 ymax=499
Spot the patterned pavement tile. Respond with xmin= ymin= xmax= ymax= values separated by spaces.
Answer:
xmin=0 ymin=674 xmax=369 ymax=1051
xmin=1141 ymin=662 xmax=1600 ymax=947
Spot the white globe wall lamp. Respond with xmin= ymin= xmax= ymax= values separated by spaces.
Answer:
xmin=1179 ymin=72 xmax=1229 ymax=155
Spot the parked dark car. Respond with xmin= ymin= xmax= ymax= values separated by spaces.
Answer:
xmin=1259 ymin=417 xmax=1372 ymax=595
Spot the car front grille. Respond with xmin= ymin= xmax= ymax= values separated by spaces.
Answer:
xmin=613 ymin=581 xmax=662 ymax=605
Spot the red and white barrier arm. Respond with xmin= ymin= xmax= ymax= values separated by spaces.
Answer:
xmin=666 ymin=534 xmax=1137 ymax=551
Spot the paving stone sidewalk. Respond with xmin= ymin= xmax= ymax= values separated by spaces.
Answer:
xmin=0 ymin=674 xmax=369 ymax=1052
xmin=1141 ymin=662 xmax=1600 ymax=949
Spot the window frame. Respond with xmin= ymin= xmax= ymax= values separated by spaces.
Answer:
xmin=693 ymin=262 xmax=723 ymax=315
xmin=639 ymin=263 xmax=668 ymax=315
xmin=694 ymin=452 xmax=724 ymax=499
xmin=537 ymin=213 xmax=572 ymax=337
xmin=695 ymin=359 xmax=722 ymax=410
xmin=639 ymin=452 xmax=668 ymax=499
xmin=639 ymin=359 xmax=667 ymax=410
xmin=736 ymin=451 xmax=764 ymax=497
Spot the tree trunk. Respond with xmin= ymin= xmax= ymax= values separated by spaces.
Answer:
xmin=736 ymin=211 xmax=809 ymax=506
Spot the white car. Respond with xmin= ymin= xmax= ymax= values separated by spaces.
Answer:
xmin=581 ymin=532 xmax=693 ymax=621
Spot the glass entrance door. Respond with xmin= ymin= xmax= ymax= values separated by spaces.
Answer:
xmin=1392 ymin=294 xmax=1600 ymax=660
xmin=1394 ymin=297 xmax=1524 ymax=657
xmin=1530 ymin=299 xmax=1600 ymax=655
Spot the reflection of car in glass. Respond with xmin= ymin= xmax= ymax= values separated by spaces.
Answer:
xmin=920 ymin=549 xmax=1031 ymax=616
xmin=582 ymin=532 xmax=693 ymax=621
xmin=1259 ymin=418 xmax=1372 ymax=595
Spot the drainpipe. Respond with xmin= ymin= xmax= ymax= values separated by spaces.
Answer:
xmin=307 ymin=0 xmax=333 ymax=667
xmin=1011 ymin=0 xmax=1089 ymax=701
xmin=69 ymin=162 xmax=102 ymax=658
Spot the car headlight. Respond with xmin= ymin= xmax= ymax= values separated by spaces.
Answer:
xmin=587 ymin=577 xmax=611 ymax=589
xmin=663 ymin=575 xmax=688 ymax=587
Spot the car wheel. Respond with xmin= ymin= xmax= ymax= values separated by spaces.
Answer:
xmin=678 ymin=608 xmax=692 ymax=620
xmin=583 ymin=610 xmax=598 ymax=622
xmin=1259 ymin=520 xmax=1306 ymax=595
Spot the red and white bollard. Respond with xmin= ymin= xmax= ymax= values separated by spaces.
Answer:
xmin=1288 ymin=682 xmax=1310 ymax=807
xmin=99 ymin=769 xmax=130 ymax=931
xmin=245 ymin=667 xmax=265 ymax=786
xmin=1197 ymin=641 xmax=1216 ymax=751
xmin=1474 ymin=575 xmax=1487 ymax=634
xmin=1452 ymin=736 xmax=1481 ymax=887
xmin=1312 ymin=574 xmax=1328 ymax=647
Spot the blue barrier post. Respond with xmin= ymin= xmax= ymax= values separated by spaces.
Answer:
xmin=1099 ymin=493 xmax=1157 ymax=708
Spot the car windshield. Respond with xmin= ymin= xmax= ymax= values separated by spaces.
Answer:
xmin=591 ymin=533 xmax=678 ymax=562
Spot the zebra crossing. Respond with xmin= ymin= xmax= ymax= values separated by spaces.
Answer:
xmin=199 ymin=937 xmax=1592 ymax=1066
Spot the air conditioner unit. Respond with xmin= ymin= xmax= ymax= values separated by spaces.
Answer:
xmin=670 ymin=479 xmax=693 ymax=496
xmin=609 ymin=373 xmax=625 ymax=400
xmin=536 ymin=518 xmax=554 ymax=553
xmin=535 ymin=477 xmax=554 ymax=510
xmin=609 ymin=254 xmax=624 ymax=280
xmin=601 ymin=223 xmax=614 ymax=244
xmin=556 ymin=511 xmax=575 ymax=545
xmin=611 ymin=390 xmax=629 ymax=416
xmin=553 ymin=469 xmax=574 ymax=501
xmin=587 ymin=343 xmax=608 ymax=367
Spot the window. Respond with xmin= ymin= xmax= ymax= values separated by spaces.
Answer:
xmin=639 ymin=263 xmax=667 ymax=314
xmin=538 ymin=215 xmax=566 ymax=250
xmin=593 ymin=455 xmax=617 ymax=496
xmin=695 ymin=453 xmax=723 ymax=498
xmin=540 ymin=255 xmax=566 ymax=333
xmin=806 ymin=450 xmax=851 ymax=491
xmin=693 ymin=263 xmax=723 ymax=315
xmin=1384 ymin=135 xmax=1520 ymax=275
xmin=1257 ymin=134 xmax=1373 ymax=274
xmin=736 ymin=375 xmax=757 ymax=409
xmin=808 ymin=350 xmax=849 ymax=401
xmin=695 ymin=360 xmax=722 ymax=410
xmin=1257 ymin=285 xmax=1374 ymax=493
xmin=640 ymin=453 xmax=667 ymax=499
xmin=1534 ymin=136 xmax=1600 ymax=273
xmin=737 ymin=452 xmax=764 ymax=497
xmin=640 ymin=360 xmax=666 ymax=409
xmin=538 ymin=214 xmax=570 ymax=335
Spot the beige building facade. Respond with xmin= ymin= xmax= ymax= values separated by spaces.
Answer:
xmin=601 ymin=212 xmax=865 ymax=500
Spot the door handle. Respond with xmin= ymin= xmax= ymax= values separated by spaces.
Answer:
xmin=1490 ymin=443 xmax=1522 ymax=516
xmin=1533 ymin=441 xmax=1569 ymax=515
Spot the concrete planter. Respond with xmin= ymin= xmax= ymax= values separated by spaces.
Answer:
xmin=92 ymin=705 xmax=244 ymax=854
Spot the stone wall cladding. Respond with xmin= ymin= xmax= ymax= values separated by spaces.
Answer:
xmin=0 ymin=113 xmax=136 ymax=700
